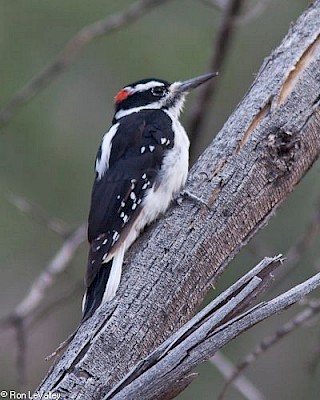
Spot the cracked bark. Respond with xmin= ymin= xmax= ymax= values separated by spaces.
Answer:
xmin=37 ymin=2 xmax=320 ymax=399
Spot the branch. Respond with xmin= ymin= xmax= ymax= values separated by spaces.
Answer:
xmin=106 ymin=266 xmax=320 ymax=400
xmin=0 ymin=0 xmax=171 ymax=128
xmin=104 ymin=255 xmax=283 ymax=399
xmin=38 ymin=2 xmax=320 ymax=398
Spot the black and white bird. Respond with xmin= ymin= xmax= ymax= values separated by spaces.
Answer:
xmin=82 ymin=72 xmax=217 ymax=321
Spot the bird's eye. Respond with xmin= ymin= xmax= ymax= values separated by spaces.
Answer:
xmin=151 ymin=86 xmax=165 ymax=96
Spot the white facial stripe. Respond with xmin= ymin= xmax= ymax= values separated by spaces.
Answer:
xmin=125 ymin=81 xmax=165 ymax=93
xmin=115 ymin=102 xmax=163 ymax=120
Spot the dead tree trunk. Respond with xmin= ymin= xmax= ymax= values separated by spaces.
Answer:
xmin=38 ymin=2 xmax=320 ymax=398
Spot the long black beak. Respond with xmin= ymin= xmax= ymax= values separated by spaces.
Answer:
xmin=176 ymin=72 xmax=218 ymax=93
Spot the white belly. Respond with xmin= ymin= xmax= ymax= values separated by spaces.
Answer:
xmin=125 ymin=117 xmax=189 ymax=250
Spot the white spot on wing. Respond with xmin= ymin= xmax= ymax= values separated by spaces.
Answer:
xmin=140 ymin=146 xmax=146 ymax=154
xmin=142 ymin=181 xmax=150 ymax=190
xmin=149 ymin=145 xmax=155 ymax=152
xmin=112 ymin=231 xmax=120 ymax=242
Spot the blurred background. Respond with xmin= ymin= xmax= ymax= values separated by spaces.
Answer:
xmin=0 ymin=1 xmax=319 ymax=399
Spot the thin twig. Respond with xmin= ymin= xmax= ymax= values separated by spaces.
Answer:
xmin=250 ymin=193 xmax=320 ymax=285
xmin=188 ymin=0 xmax=244 ymax=150
xmin=15 ymin=319 xmax=27 ymax=390
xmin=198 ymin=0 xmax=228 ymax=9
xmin=218 ymin=299 xmax=320 ymax=400
xmin=210 ymin=352 xmax=265 ymax=400
xmin=198 ymin=0 xmax=272 ymax=25
xmin=0 ymin=0 xmax=171 ymax=128
xmin=285 ymin=196 xmax=320 ymax=269
xmin=234 ymin=0 xmax=272 ymax=26
xmin=30 ymin=282 xmax=83 ymax=327
xmin=272 ymin=194 xmax=320 ymax=290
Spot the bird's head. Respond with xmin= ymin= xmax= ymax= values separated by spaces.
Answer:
xmin=113 ymin=72 xmax=218 ymax=120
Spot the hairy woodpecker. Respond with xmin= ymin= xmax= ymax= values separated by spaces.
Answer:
xmin=82 ymin=72 xmax=217 ymax=321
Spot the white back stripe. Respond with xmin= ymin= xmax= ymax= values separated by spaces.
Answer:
xmin=95 ymin=122 xmax=119 ymax=180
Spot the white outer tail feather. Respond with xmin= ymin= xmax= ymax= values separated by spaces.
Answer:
xmin=81 ymin=243 xmax=125 ymax=314
xmin=81 ymin=291 xmax=87 ymax=313
xmin=102 ymin=243 xmax=125 ymax=303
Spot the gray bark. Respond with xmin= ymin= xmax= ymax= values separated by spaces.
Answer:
xmin=38 ymin=1 xmax=320 ymax=399
xmin=105 ymin=258 xmax=320 ymax=400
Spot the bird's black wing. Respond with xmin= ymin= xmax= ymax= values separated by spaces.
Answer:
xmin=86 ymin=109 xmax=174 ymax=288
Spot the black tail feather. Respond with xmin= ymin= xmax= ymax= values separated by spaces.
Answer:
xmin=81 ymin=260 xmax=112 ymax=322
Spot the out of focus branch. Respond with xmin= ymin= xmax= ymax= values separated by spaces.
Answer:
xmin=0 ymin=224 xmax=86 ymax=326
xmin=210 ymin=352 xmax=265 ymax=400
xmin=0 ymin=224 xmax=86 ymax=386
xmin=218 ymin=298 xmax=320 ymax=400
xmin=199 ymin=0 xmax=272 ymax=25
xmin=0 ymin=0 xmax=171 ymax=128
xmin=8 ymin=193 xmax=71 ymax=238
xmin=188 ymin=0 xmax=244 ymax=149
xmin=233 ymin=0 xmax=272 ymax=26
xmin=285 ymin=196 xmax=320 ymax=271
xmin=256 ymin=194 xmax=320 ymax=291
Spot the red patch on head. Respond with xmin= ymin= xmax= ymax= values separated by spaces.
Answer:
xmin=114 ymin=89 xmax=131 ymax=104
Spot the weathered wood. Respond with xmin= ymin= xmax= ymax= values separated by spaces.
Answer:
xmin=38 ymin=1 xmax=320 ymax=398
xmin=106 ymin=261 xmax=320 ymax=400
xmin=104 ymin=255 xmax=282 ymax=399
